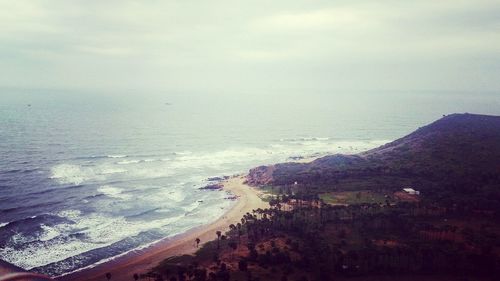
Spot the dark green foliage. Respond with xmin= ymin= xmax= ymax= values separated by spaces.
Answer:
xmin=249 ymin=114 xmax=500 ymax=212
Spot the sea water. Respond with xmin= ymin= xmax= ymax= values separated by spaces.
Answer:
xmin=0 ymin=89 xmax=498 ymax=275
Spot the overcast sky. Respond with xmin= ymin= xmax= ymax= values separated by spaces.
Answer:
xmin=1 ymin=0 xmax=499 ymax=95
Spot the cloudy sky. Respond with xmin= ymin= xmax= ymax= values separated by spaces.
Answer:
xmin=1 ymin=0 xmax=499 ymax=95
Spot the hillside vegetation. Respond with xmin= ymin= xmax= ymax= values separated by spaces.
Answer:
xmin=147 ymin=114 xmax=500 ymax=281
xmin=247 ymin=113 xmax=500 ymax=210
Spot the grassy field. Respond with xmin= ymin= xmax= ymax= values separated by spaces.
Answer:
xmin=319 ymin=190 xmax=389 ymax=205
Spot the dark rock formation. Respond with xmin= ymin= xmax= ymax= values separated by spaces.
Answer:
xmin=199 ymin=183 xmax=223 ymax=190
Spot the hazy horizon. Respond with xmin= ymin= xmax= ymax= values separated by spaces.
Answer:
xmin=1 ymin=0 xmax=500 ymax=97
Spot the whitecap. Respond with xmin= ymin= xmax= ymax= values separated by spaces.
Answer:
xmin=97 ymin=185 xmax=131 ymax=200
xmin=39 ymin=225 xmax=61 ymax=242
xmin=57 ymin=209 xmax=82 ymax=220
xmin=50 ymin=163 xmax=128 ymax=185
xmin=50 ymin=164 xmax=94 ymax=185
xmin=0 ymin=211 xmax=189 ymax=270
xmin=107 ymin=155 xmax=127 ymax=158
xmin=116 ymin=160 xmax=141 ymax=165
xmin=173 ymin=151 xmax=192 ymax=156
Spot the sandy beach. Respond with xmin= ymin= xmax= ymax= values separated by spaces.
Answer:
xmin=57 ymin=176 xmax=267 ymax=281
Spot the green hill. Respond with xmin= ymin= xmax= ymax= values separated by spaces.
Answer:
xmin=247 ymin=113 xmax=500 ymax=209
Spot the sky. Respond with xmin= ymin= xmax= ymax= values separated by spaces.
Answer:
xmin=1 ymin=0 xmax=499 ymax=95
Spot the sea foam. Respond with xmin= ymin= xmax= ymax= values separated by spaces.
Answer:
xmin=97 ymin=185 xmax=131 ymax=200
xmin=16 ymin=138 xmax=389 ymax=274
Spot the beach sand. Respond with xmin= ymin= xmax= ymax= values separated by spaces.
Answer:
xmin=57 ymin=176 xmax=267 ymax=281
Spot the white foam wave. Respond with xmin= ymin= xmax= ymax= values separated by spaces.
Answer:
xmin=55 ymin=200 xmax=234 ymax=278
xmin=107 ymin=155 xmax=127 ymax=158
xmin=117 ymin=160 xmax=141 ymax=165
xmin=167 ymin=140 xmax=387 ymax=171
xmin=37 ymin=138 xmax=390 ymax=273
xmin=50 ymin=139 xmax=389 ymax=186
xmin=50 ymin=164 xmax=97 ymax=185
xmin=280 ymin=137 xmax=330 ymax=142
xmin=0 ymin=222 xmax=9 ymax=228
xmin=39 ymin=224 xmax=61 ymax=242
xmin=58 ymin=209 xmax=82 ymax=220
xmin=9 ymin=232 xmax=29 ymax=245
xmin=50 ymin=164 xmax=127 ymax=185
xmin=0 ymin=207 xmax=193 ymax=270
xmin=97 ymin=185 xmax=131 ymax=200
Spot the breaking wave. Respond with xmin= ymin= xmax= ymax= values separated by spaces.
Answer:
xmin=3 ymin=138 xmax=388 ymax=275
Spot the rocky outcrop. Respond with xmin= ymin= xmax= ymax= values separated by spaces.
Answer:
xmin=207 ymin=176 xmax=230 ymax=181
xmin=199 ymin=183 xmax=223 ymax=190
xmin=246 ymin=165 xmax=277 ymax=186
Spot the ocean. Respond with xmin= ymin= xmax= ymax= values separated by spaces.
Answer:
xmin=0 ymin=90 xmax=498 ymax=276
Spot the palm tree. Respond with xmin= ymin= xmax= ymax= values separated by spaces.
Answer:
xmin=221 ymin=234 xmax=227 ymax=249
xmin=195 ymin=237 xmax=201 ymax=248
xmin=229 ymin=241 xmax=237 ymax=258
xmin=237 ymin=223 xmax=243 ymax=244
xmin=216 ymin=230 xmax=222 ymax=249
xmin=105 ymin=272 xmax=112 ymax=281
xmin=229 ymin=224 xmax=236 ymax=239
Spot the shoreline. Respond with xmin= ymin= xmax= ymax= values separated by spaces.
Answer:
xmin=57 ymin=176 xmax=268 ymax=281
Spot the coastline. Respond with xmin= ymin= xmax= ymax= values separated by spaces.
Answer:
xmin=57 ymin=176 xmax=268 ymax=281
